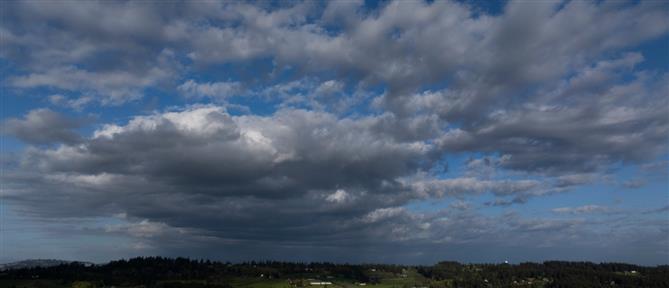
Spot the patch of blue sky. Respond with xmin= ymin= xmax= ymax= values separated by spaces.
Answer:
xmin=434 ymin=152 xmax=471 ymax=178
xmin=363 ymin=0 xmax=388 ymax=12
xmin=1 ymin=137 xmax=24 ymax=153
xmin=633 ymin=34 xmax=669 ymax=71
xmin=2 ymin=85 xmax=51 ymax=119
xmin=193 ymin=57 xmax=277 ymax=84
xmin=456 ymin=0 xmax=507 ymax=16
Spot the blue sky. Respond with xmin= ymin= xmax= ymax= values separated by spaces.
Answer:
xmin=1 ymin=0 xmax=668 ymax=265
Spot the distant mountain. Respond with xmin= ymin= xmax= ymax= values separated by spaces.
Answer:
xmin=0 ymin=259 xmax=93 ymax=271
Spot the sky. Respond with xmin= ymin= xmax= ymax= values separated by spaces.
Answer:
xmin=0 ymin=0 xmax=668 ymax=265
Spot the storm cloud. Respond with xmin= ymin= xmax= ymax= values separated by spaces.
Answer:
xmin=2 ymin=108 xmax=86 ymax=145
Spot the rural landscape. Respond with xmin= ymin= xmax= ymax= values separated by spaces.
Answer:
xmin=2 ymin=258 xmax=669 ymax=288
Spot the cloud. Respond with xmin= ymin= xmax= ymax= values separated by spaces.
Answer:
xmin=436 ymin=67 xmax=669 ymax=174
xmin=9 ymin=51 xmax=177 ymax=105
xmin=177 ymin=80 xmax=244 ymax=100
xmin=622 ymin=179 xmax=646 ymax=189
xmin=105 ymin=219 xmax=179 ymax=238
xmin=3 ymin=106 xmax=436 ymax=244
xmin=552 ymin=205 xmax=609 ymax=215
xmin=3 ymin=0 xmax=667 ymax=106
xmin=410 ymin=177 xmax=541 ymax=199
xmin=484 ymin=198 xmax=527 ymax=207
xmin=3 ymin=2 xmax=667 ymax=174
xmin=555 ymin=174 xmax=598 ymax=188
xmin=48 ymin=94 xmax=94 ymax=111
xmin=2 ymin=105 xmax=592 ymax=253
xmin=2 ymin=109 xmax=86 ymax=145
xmin=643 ymin=205 xmax=669 ymax=215
xmin=641 ymin=161 xmax=669 ymax=174
xmin=362 ymin=207 xmax=406 ymax=224
xmin=326 ymin=189 xmax=352 ymax=204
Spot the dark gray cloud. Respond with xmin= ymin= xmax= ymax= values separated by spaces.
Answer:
xmin=4 ymin=107 xmax=426 ymax=243
xmin=2 ymin=108 xmax=86 ymax=145
xmin=2 ymin=106 xmax=563 ymax=251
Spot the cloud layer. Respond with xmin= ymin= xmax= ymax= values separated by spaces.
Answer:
xmin=1 ymin=0 xmax=668 ymax=264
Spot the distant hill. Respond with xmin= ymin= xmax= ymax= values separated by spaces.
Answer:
xmin=0 ymin=259 xmax=93 ymax=271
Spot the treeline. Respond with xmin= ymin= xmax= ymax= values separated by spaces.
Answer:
xmin=417 ymin=261 xmax=669 ymax=287
xmin=1 ymin=257 xmax=668 ymax=288
xmin=0 ymin=257 xmax=380 ymax=286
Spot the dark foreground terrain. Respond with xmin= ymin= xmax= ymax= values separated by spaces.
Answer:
xmin=1 ymin=257 xmax=668 ymax=288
